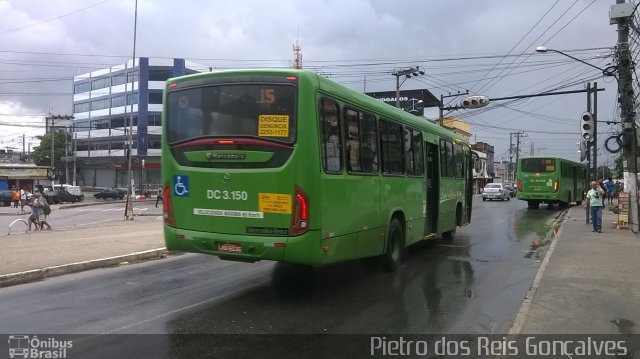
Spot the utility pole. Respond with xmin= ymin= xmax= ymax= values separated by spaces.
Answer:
xmin=509 ymin=133 xmax=514 ymax=182
xmin=64 ymin=129 xmax=69 ymax=184
xmin=73 ymin=132 xmax=77 ymax=186
xmin=46 ymin=114 xmax=74 ymax=187
xmin=515 ymin=132 xmax=527 ymax=178
xmin=125 ymin=0 xmax=138 ymax=221
xmin=615 ymin=0 xmax=638 ymax=232
xmin=530 ymin=142 xmax=534 ymax=156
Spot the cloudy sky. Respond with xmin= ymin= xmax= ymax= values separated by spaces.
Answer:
xmin=0 ymin=0 xmax=622 ymax=166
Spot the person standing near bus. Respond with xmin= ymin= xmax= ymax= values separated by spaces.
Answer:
xmin=585 ymin=181 xmax=605 ymax=233
xmin=155 ymin=187 xmax=163 ymax=208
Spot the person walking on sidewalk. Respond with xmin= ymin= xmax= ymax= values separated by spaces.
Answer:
xmin=19 ymin=188 xmax=27 ymax=214
xmin=585 ymin=180 xmax=605 ymax=233
xmin=36 ymin=193 xmax=52 ymax=230
xmin=605 ymin=177 xmax=615 ymax=205
xmin=155 ymin=187 xmax=163 ymax=208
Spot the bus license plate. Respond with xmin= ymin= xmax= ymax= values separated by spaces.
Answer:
xmin=217 ymin=242 xmax=242 ymax=253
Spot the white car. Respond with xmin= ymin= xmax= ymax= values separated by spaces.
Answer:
xmin=481 ymin=183 xmax=510 ymax=201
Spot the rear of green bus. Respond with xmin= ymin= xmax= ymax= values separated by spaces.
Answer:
xmin=162 ymin=70 xmax=321 ymax=264
xmin=516 ymin=157 xmax=562 ymax=207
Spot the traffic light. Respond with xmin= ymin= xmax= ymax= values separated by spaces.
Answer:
xmin=460 ymin=95 xmax=490 ymax=109
xmin=581 ymin=112 xmax=594 ymax=142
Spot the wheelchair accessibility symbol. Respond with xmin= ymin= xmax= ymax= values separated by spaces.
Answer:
xmin=173 ymin=175 xmax=190 ymax=197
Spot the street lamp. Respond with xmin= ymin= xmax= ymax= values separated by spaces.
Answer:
xmin=392 ymin=66 xmax=425 ymax=108
xmin=534 ymin=46 xmax=617 ymax=77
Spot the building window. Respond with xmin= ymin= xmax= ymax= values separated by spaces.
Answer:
xmin=148 ymin=69 xmax=173 ymax=81
xmin=127 ymin=93 xmax=139 ymax=105
xmin=127 ymin=71 xmax=138 ymax=83
xmin=74 ymin=82 xmax=90 ymax=94
xmin=148 ymin=138 xmax=161 ymax=149
xmin=73 ymin=120 xmax=91 ymax=132
xmin=148 ymin=92 xmax=163 ymax=104
xmin=111 ymin=73 xmax=127 ymax=86
xmin=148 ymin=114 xmax=162 ymax=126
xmin=74 ymin=102 xmax=90 ymax=113
xmin=111 ymin=95 xmax=126 ymax=107
xmin=90 ymin=98 xmax=110 ymax=111
xmin=91 ymin=78 xmax=110 ymax=91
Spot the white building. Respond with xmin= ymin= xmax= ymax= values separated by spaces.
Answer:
xmin=72 ymin=58 xmax=203 ymax=188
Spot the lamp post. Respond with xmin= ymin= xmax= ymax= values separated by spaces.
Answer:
xmin=125 ymin=0 xmax=138 ymax=221
xmin=392 ymin=66 xmax=425 ymax=108
xmin=535 ymin=46 xmax=617 ymax=76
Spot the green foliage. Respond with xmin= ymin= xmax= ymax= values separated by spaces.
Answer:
xmin=614 ymin=155 xmax=624 ymax=178
xmin=31 ymin=130 xmax=70 ymax=176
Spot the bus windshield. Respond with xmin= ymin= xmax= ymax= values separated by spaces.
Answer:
xmin=166 ymin=83 xmax=296 ymax=144
xmin=521 ymin=158 xmax=555 ymax=173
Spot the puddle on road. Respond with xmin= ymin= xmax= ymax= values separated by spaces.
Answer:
xmin=523 ymin=210 xmax=567 ymax=261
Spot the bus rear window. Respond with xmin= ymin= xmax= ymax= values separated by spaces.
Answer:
xmin=167 ymin=84 xmax=296 ymax=144
xmin=521 ymin=158 xmax=555 ymax=173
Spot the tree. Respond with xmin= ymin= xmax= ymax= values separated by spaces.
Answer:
xmin=614 ymin=155 xmax=624 ymax=178
xmin=31 ymin=130 xmax=70 ymax=180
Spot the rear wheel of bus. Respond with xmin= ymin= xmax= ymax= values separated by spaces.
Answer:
xmin=384 ymin=218 xmax=404 ymax=272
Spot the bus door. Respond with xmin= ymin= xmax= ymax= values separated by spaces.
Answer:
xmin=424 ymin=143 xmax=438 ymax=233
xmin=464 ymin=151 xmax=474 ymax=224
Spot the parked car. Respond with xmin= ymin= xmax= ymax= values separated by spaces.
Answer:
xmin=481 ymin=183 xmax=510 ymax=201
xmin=44 ymin=189 xmax=78 ymax=204
xmin=94 ymin=188 xmax=126 ymax=200
xmin=53 ymin=185 xmax=84 ymax=202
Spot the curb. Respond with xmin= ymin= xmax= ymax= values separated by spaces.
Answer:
xmin=0 ymin=248 xmax=169 ymax=288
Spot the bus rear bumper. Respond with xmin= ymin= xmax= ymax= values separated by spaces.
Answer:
xmin=164 ymin=225 xmax=321 ymax=264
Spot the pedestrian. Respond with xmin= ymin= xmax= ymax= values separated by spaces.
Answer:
xmin=36 ymin=194 xmax=52 ymax=230
xmin=11 ymin=188 xmax=19 ymax=208
xmin=605 ymin=177 xmax=615 ymax=205
xmin=155 ymin=187 xmax=163 ymax=208
xmin=19 ymin=188 xmax=27 ymax=214
xmin=585 ymin=180 xmax=605 ymax=233
xmin=27 ymin=196 xmax=41 ymax=231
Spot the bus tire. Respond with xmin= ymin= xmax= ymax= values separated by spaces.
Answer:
xmin=384 ymin=218 xmax=404 ymax=272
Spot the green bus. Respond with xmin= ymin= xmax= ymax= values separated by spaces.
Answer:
xmin=516 ymin=156 xmax=587 ymax=209
xmin=161 ymin=69 xmax=473 ymax=270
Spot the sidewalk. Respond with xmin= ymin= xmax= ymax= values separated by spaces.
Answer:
xmin=0 ymin=198 xmax=159 ymax=216
xmin=511 ymin=205 xmax=640 ymax=334
xmin=0 ymin=220 xmax=166 ymax=287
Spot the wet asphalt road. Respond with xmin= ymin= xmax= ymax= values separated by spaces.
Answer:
xmin=0 ymin=196 xmax=564 ymax=354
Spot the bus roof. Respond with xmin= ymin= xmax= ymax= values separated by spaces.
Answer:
xmin=518 ymin=155 xmax=585 ymax=166
xmin=167 ymin=68 xmax=469 ymax=145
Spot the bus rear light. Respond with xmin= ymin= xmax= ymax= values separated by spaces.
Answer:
xmin=290 ymin=186 xmax=309 ymax=235
xmin=217 ymin=140 xmax=236 ymax=144
xmin=169 ymin=83 xmax=177 ymax=88
xmin=274 ymin=242 xmax=286 ymax=248
xmin=163 ymin=182 xmax=175 ymax=227
xmin=553 ymin=180 xmax=559 ymax=192
xmin=517 ymin=179 xmax=522 ymax=191
xmin=285 ymin=76 xmax=298 ymax=81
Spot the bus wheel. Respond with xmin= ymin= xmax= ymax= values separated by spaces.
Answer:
xmin=384 ymin=218 xmax=404 ymax=272
xmin=527 ymin=201 xmax=538 ymax=209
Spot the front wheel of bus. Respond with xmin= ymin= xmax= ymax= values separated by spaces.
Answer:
xmin=384 ymin=218 xmax=404 ymax=272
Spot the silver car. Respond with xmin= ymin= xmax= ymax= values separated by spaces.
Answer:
xmin=482 ymin=183 xmax=510 ymax=201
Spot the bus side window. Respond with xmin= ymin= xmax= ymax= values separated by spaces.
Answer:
xmin=320 ymin=99 xmax=342 ymax=172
